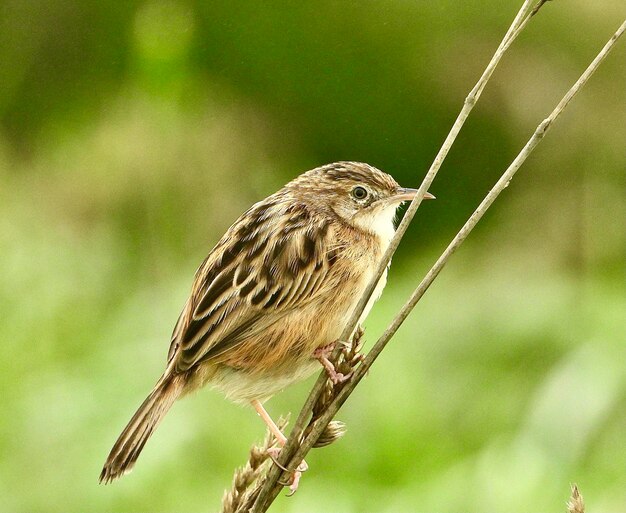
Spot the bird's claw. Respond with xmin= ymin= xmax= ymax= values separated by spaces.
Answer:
xmin=267 ymin=447 xmax=289 ymax=471
xmin=314 ymin=343 xmax=353 ymax=385
xmin=267 ymin=447 xmax=308 ymax=496
xmin=285 ymin=471 xmax=302 ymax=496
xmin=328 ymin=369 xmax=353 ymax=385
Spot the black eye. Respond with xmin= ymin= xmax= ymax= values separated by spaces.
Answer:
xmin=352 ymin=186 xmax=368 ymax=200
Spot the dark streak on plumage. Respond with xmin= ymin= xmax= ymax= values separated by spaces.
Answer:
xmin=247 ymin=240 xmax=265 ymax=260
xmin=100 ymin=161 xmax=409 ymax=484
xmin=327 ymin=248 xmax=339 ymax=267
xmin=235 ymin=265 xmax=251 ymax=286
xmin=171 ymin=161 xmax=400 ymax=373
xmin=323 ymin=162 xmax=398 ymax=193
xmin=195 ymin=269 xmax=234 ymax=318
xmin=240 ymin=279 xmax=257 ymax=296
xmin=270 ymin=239 xmax=287 ymax=261
xmin=302 ymin=234 xmax=316 ymax=263
xmin=263 ymin=288 xmax=282 ymax=309
xmin=250 ymin=287 xmax=269 ymax=306
xmin=182 ymin=318 xmax=208 ymax=352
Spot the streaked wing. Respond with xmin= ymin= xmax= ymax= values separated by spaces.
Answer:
xmin=169 ymin=198 xmax=338 ymax=373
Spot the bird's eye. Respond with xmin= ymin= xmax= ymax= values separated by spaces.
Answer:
xmin=352 ymin=186 xmax=368 ymax=200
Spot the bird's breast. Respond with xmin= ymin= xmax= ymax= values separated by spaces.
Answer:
xmin=322 ymin=227 xmax=390 ymax=339
xmin=201 ymin=222 xmax=391 ymax=403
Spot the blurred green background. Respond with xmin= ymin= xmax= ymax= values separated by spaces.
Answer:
xmin=1 ymin=1 xmax=624 ymax=512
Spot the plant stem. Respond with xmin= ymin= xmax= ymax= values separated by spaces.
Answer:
xmin=251 ymin=14 xmax=625 ymax=513
xmin=249 ymin=1 xmax=539 ymax=510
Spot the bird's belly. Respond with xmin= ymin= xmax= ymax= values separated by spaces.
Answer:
xmin=204 ymin=304 xmax=347 ymax=403
xmin=202 ymin=266 xmax=387 ymax=404
xmin=208 ymin=358 xmax=321 ymax=404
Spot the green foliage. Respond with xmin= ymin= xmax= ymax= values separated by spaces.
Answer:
xmin=0 ymin=1 xmax=624 ymax=511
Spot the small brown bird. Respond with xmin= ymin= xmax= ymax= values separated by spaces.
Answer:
xmin=100 ymin=161 xmax=434 ymax=488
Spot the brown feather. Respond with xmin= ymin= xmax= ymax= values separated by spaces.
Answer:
xmin=100 ymin=374 xmax=184 ymax=483
xmin=101 ymin=161 xmax=421 ymax=481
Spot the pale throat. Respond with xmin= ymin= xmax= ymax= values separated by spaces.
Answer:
xmin=352 ymin=202 xmax=398 ymax=251
xmin=352 ymin=203 xmax=398 ymax=327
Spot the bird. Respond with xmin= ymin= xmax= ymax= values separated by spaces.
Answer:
xmin=99 ymin=161 xmax=434 ymax=489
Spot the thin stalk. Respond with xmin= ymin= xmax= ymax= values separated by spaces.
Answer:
xmin=261 ymin=0 xmax=537 ymax=493
xmin=252 ymin=16 xmax=625 ymax=513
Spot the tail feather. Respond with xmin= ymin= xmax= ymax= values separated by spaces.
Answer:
xmin=99 ymin=373 xmax=184 ymax=484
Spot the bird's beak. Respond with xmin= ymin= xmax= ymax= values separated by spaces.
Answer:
xmin=393 ymin=187 xmax=436 ymax=202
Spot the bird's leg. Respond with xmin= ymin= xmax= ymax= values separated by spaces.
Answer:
xmin=251 ymin=399 xmax=308 ymax=495
xmin=252 ymin=399 xmax=288 ymax=445
xmin=314 ymin=342 xmax=352 ymax=385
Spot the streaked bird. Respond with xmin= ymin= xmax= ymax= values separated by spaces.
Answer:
xmin=100 ymin=161 xmax=434 ymax=490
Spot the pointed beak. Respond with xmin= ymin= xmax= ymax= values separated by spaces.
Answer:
xmin=393 ymin=187 xmax=436 ymax=202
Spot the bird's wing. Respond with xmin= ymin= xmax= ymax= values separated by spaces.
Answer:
xmin=168 ymin=201 xmax=341 ymax=373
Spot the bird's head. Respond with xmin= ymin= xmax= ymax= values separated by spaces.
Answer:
xmin=290 ymin=161 xmax=434 ymax=238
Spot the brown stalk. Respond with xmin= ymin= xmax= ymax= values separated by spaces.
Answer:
xmin=249 ymin=1 xmax=541 ymax=509
xmin=270 ymin=20 xmax=625 ymax=498
xmin=246 ymin=7 xmax=625 ymax=513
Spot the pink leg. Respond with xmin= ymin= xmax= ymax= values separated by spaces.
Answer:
xmin=251 ymin=400 xmax=307 ymax=494
xmin=252 ymin=399 xmax=287 ymax=445
xmin=314 ymin=343 xmax=352 ymax=385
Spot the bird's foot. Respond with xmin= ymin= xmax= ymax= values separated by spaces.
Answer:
xmin=266 ymin=447 xmax=308 ymax=495
xmin=314 ymin=343 xmax=352 ymax=385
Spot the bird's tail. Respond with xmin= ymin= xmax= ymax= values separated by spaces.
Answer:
xmin=99 ymin=373 xmax=184 ymax=484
